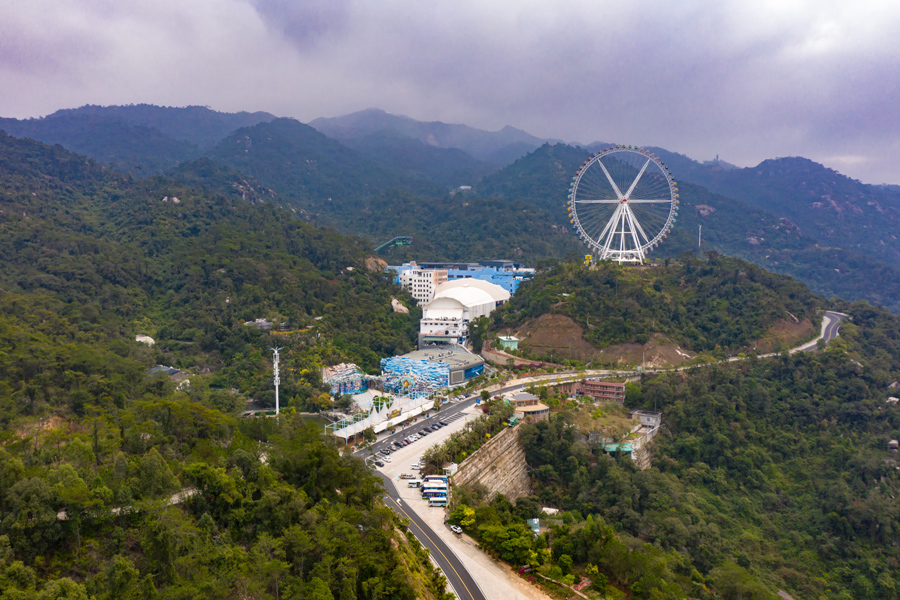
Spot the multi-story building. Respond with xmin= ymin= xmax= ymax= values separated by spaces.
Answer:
xmin=398 ymin=267 xmax=448 ymax=306
xmin=419 ymin=279 xmax=510 ymax=347
xmin=582 ymin=380 xmax=626 ymax=404
xmin=389 ymin=260 xmax=534 ymax=296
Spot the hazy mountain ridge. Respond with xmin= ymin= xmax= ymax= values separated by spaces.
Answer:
xmin=4 ymin=103 xmax=900 ymax=311
xmin=310 ymin=107 xmax=551 ymax=164
xmin=0 ymin=113 xmax=201 ymax=175
xmin=340 ymin=131 xmax=495 ymax=188
xmin=207 ymin=117 xmax=444 ymax=220
xmin=646 ymin=148 xmax=900 ymax=267
xmin=0 ymin=104 xmax=276 ymax=175
xmin=47 ymin=104 xmax=276 ymax=149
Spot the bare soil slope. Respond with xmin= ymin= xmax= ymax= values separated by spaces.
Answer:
xmin=515 ymin=314 xmax=696 ymax=367
xmin=752 ymin=317 xmax=816 ymax=353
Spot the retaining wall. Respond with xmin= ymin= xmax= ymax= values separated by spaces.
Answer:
xmin=453 ymin=425 xmax=532 ymax=502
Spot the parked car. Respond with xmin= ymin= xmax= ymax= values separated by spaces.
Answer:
xmin=374 ymin=461 xmax=385 ymax=467
xmin=410 ymin=464 xmax=421 ymax=470
xmin=450 ymin=525 xmax=462 ymax=534
xmin=440 ymin=421 xmax=449 ymax=426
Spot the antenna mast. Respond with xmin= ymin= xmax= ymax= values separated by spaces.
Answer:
xmin=698 ymin=224 xmax=702 ymax=249
xmin=270 ymin=346 xmax=283 ymax=415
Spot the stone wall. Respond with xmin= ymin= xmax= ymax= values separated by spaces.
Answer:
xmin=453 ymin=425 xmax=532 ymax=503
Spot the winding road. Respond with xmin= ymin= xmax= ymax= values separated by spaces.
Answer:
xmin=356 ymin=310 xmax=847 ymax=599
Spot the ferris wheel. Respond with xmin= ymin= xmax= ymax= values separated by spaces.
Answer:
xmin=568 ymin=146 xmax=679 ymax=263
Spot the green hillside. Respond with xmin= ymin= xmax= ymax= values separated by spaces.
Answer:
xmin=490 ymin=256 xmax=821 ymax=358
xmin=508 ymin=301 xmax=900 ymax=600
xmin=0 ymin=131 xmax=420 ymax=399
xmin=342 ymin=131 xmax=494 ymax=188
xmin=0 ymin=133 xmax=454 ymax=599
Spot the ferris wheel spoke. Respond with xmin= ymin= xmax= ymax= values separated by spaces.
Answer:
xmin=596 ymin=160 xmax=625 ymax=199
xmin=629 ymin=208 xmax=652 ymax=245
xmin=624 ymin=159 xmax=651 ymax=199
xmin=575 ymin=199 xmax=620 ymax=204
xmin=627 ymin=199 xmax=671 ymax=203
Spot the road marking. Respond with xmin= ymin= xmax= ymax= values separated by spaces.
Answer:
xmin=385 ymin=495 xmax=477 ymax=600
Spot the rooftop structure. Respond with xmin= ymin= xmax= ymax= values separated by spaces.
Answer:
xmin=508 ymin=392 xmax=540 ymax=407
xmin=388 ymin=260 xmax=534 ymax=296
xmin=382 ymin=346 xmax=484 ymax=389
xmin=244 ymin=318 xmax=274 ymax=330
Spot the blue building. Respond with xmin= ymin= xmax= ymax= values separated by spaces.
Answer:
xmin=388 ymin=260 xmax=534 ymax=295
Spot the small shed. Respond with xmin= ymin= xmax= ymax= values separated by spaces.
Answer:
xmin=497 ymin=336 xmax=519 ymax=351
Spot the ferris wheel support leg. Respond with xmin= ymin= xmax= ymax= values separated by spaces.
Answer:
xmin=600 ymin=205 xmax=623 ymax=260
xmin=624 ymin=205 xmax=647 ymax=263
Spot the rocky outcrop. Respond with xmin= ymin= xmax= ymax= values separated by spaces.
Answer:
xmin=453 ymin=426 xmax=531 ymax=503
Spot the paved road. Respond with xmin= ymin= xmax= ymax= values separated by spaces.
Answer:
xmin=379 ymin=479 xmax=485 ymax=600
xmin=354 ymin=401 xmax=486 ymax=600
xmin=356 ymin=311 xmax=850 ymax=598
xmin=822 ymin=311 xmax=847 ymax=344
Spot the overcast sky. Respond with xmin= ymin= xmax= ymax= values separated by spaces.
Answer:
xmin=2 ymin=0 xmax=899 ymax=183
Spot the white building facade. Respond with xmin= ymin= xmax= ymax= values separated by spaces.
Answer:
xmin=419 ymin=279 xmax=510 ymax=347
xmin=398 ymin=267 xmax=449 ymax=306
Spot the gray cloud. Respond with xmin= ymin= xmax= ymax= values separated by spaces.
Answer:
xmin=1 ymin=0 xmax=898 ymax=183
xmin=249 ymin=0 xmax=351 ymax=50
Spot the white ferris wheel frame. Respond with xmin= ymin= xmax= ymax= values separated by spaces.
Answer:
xmin=567 ymin=146 xmax=679 ymax=264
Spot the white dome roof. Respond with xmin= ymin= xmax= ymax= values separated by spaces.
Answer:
xmin=433 ymin=279 xmax=510 ymax=304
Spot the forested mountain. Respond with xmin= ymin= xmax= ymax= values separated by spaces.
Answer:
xmin=0 ymin=132 xmax=457 ymax=599
xmin=5 ymin=104 xmax=900 ymax=313
xmin=0 ymin=105 xmax=275 ymax=176
xmin=207 ymin=118 xmax=444 ymax=218
xmin=310 ymin=108 xmax=549 ymax=165
xmin=647 ymin=148 xmax=900 ymax=267
xmin=491 ymin=256 xmax=821 ymax=358
xmin=0 ymin=131 xmax=420 ymax=399
xmin=340 ymin=131 xmax=494 ymax=188
xmin=0 ymin=113 xmax=201 ymax=175
xmin=504 ymin=300 xmax=900 ymax=600
xmin=476 ymin=143 xmax=900 ymax=312
xmin=205 ymin=119 xmax=582 ymax=263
